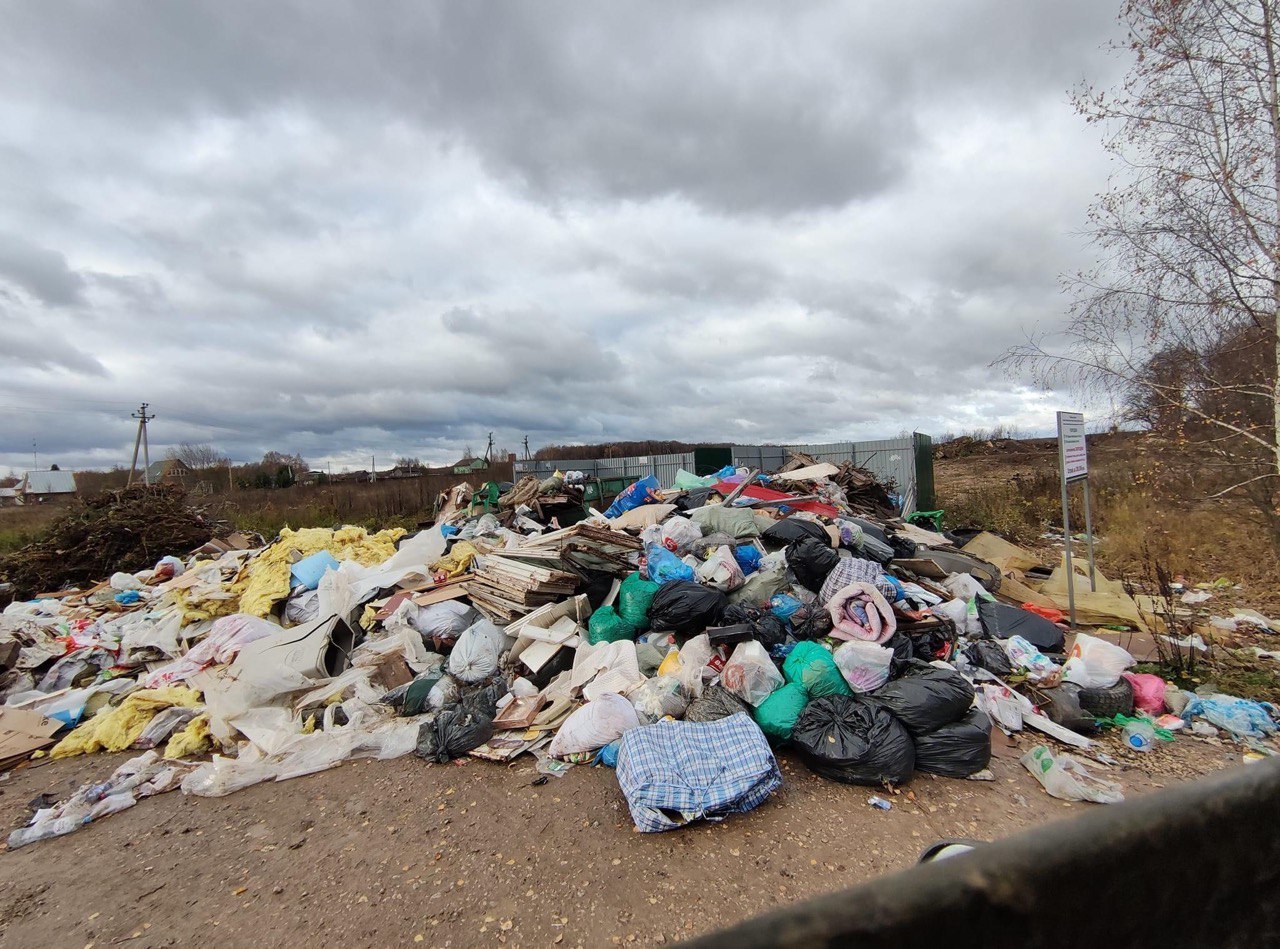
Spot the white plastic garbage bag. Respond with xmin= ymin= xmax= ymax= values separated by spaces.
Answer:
xmin=1062 ymin=633 xmax=1134 ymax=688
xmin=447 ymin=618 xmax=507 ymax=683
xmin=833 ymin=640 xmax=893 ymax=693
xmin=720 ymin=641 xmax=783 ymax=707
xmin=1021 ymin=744 xmax=1123 ymax=804
xmin=548 ymin=692 xmax=641 ymax=757
xmin=697 ymin=547 xmax=746 ymax=592
xmin=677 ymin=634 xmax=715 ymax=700
xmin=629 ymin=675 xmax=690 ymax=724
xmin=661 ymin=516 xmax=703 ymax=554
xmin=412 ymin=601 xmax=477 ymax=639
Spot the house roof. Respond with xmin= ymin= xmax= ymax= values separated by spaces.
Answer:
xmin=145 ymin=459 xmax=190 ymax=479
xmin=22 ymin=470 xmax=77 ymax=494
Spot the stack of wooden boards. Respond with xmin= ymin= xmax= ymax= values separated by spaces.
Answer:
xmin=465 ymin=551 xmax=580 ymax=624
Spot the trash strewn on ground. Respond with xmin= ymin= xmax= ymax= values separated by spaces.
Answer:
xmin=3 ymin=458 xmax=1278 ymax=848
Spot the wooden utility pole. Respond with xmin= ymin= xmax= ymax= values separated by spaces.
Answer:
xmin=126 ymin=403 xmax=154 ymax=486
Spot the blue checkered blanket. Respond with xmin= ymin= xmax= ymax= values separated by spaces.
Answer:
xmin=615 ymin=712 xmax=781 ymax=833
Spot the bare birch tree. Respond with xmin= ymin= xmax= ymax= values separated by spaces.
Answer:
xmin=1006 ymin=0 xmax=1280 ymax=533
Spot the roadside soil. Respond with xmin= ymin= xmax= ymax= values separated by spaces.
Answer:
xmin=0 ymin=731 xmax=1244 ymax=948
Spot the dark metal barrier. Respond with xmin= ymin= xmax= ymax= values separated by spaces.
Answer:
xmin=690 ymin=759 xmax=1280 ymax=948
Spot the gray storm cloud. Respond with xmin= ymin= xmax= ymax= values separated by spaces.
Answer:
xmin=0 ymin=1 xmax=1124 ymax=473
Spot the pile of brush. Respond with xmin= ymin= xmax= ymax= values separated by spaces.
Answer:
xmin=0 ymin=484 xmax=222 ymax=599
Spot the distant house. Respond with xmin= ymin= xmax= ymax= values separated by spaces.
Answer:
xmin=144 ymin=459 xmax=191 ymax=483
xmin=383 ymin=464 xmax=426 ymax=480
xmin=451 ymin=457 xmax=488 ymax=475
xmin=20 ymin=469 xmax=77 ymax=502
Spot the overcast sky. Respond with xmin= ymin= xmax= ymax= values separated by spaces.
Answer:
xmin=0 ymin=1 xmax=1126 ymax=474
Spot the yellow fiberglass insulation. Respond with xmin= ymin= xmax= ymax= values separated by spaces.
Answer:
xmin=236 ymin=525 xmax=406 ymax=618
xmin=51 ymin=687 xmax=203 ymax=759
xmin=430 ymin=540 xmax=478 ymax=579
xmin=174 ymin=588 xmax=242 ymax=624
xmin=163 ymin=713 xmax=213 ymax=759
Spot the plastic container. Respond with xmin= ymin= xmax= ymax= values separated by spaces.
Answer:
xmin=1122 ymin=719 xmax=1156 ymax=752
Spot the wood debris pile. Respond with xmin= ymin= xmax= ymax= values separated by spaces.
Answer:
xmin=0 ymin=485 xmax=222 ymax=600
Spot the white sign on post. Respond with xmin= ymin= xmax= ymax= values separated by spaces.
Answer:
xmin=1057 ymin=411 xmax=1088 ymax=482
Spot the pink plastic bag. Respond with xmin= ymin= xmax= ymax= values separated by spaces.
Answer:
xmin=1123 ymin=672 xmax=1167 ymax=715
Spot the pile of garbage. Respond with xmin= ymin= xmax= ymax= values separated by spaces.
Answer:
xmin=0 ymin=485 xmax=225 ymax=601
xmin=3 ymin=461 xmax=1277 ymax=848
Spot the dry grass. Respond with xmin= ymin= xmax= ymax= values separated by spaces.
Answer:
xmin=0 ymin=504 xmax=64 ymax=555
xmin=211 ymin=474 xmax=479 ymax=538
xmin=936 ymin=433 xmax=1280 ymax=608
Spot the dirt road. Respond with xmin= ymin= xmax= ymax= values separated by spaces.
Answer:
xmin=0 ymin=733 xmax=1239 ymax=947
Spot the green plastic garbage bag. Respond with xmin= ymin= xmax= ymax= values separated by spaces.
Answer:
xmin=588 ymin=606 xmax=638 ymax=644
xmin=617 ymin=572 xmax=659 ymax=632
xmin=753 ymin=682 xmax=810 ymax=741
xmin=783 ymin=642 xmax=853 ymax=699
xmin=674 ymin=469 xmax=717 ymax=490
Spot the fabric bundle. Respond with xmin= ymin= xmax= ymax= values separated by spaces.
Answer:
xmin=818 ymin=557 xmax=883 ymax=605
xmin=615 ymin=712 xmax=781 ymax=832
xmin=826 ymin=581 xmax=896 ymax=644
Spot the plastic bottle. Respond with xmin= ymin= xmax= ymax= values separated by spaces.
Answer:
xmin=1123 ymin=719 xmax=1156 ymax=752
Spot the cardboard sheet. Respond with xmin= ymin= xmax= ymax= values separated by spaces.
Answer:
xmin=0 ymin=707 xmax=62 ymax=769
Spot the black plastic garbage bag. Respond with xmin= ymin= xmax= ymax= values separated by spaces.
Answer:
xmin=788 ymin=601 xmax=834 ymax=641
xmin=885 ymin=631 xmax=915 ymax=675
xmin=581 ymin=569 xmax=618 ymax=612
xmin=790 ymin=695 xmax=915 ymax=786
xmin=977 ymin=600 xmax=1065 ymax=653
xmin=913 ymin=708 xmax=992 ymax=778
xmin=721 ymin=604 xmax=788 ymax=650
xmin=459 ymin=680 xmax=507 ymax=719
xmin=674 ymin=487 xmax=715 ymax=512
xmin=684 ymin=685 xmax=752 ymax=723
xmin=846 ymin=517 xmax=890 ymax=545
xmin=787 ymin=537 xmax=840 ymax=593
xmin=963 ymin=639 xmax=1013 ymax=678
xmin=888 ymin=534 xmax=918 ymax=560
xmin=648 ymin=580 xmax=728 ymax=636
xmin=414 ymin=681 xmax=507 ymax=763
xmin=415 ymin=708 xmax=495 ymax=763
xmin=762 ymin=517 xmax=829 ymax=547
xmin=866 ymin=660 xmax=974 ymax=736
xmin=855 ymin=534 xmax=895 ymax=565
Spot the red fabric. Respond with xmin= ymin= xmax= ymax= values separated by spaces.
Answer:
xmin=712 ymin=482 xmax=839 ymax=519
xmin=1021 ymin=603 xmax=1066 ymax=624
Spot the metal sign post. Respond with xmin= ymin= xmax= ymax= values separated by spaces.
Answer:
xmin=1057 ymin=411 xmax=1096 ymax=629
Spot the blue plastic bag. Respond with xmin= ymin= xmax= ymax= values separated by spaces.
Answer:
xmin=878 ymin=573 xmax=906 ymax=603
xmin=594 ymin=739 xmax=621 ymax=768
xmin=733 ymin=544 xmax=762 ymax=576
xmin=1184 ymin=694 xmax=1278 ymax=739
xmin=291 ymin=551 xmax=341 ymax=591
xmin=645 ymin=543 xmax=695 ymax=586
xmin=603 ymin=475 xmax=661 ymax=519
xmin=770 ymin=593 xmax=803 ymax=622
xmin=114 ymin=590 xmax=141 ymax=605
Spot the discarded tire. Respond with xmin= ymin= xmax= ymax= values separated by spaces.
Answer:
xmin=1077 ymin=676 xmax=1135 ymax=718
xmin=1030 ymin=683 xmax=1098 ymax=734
